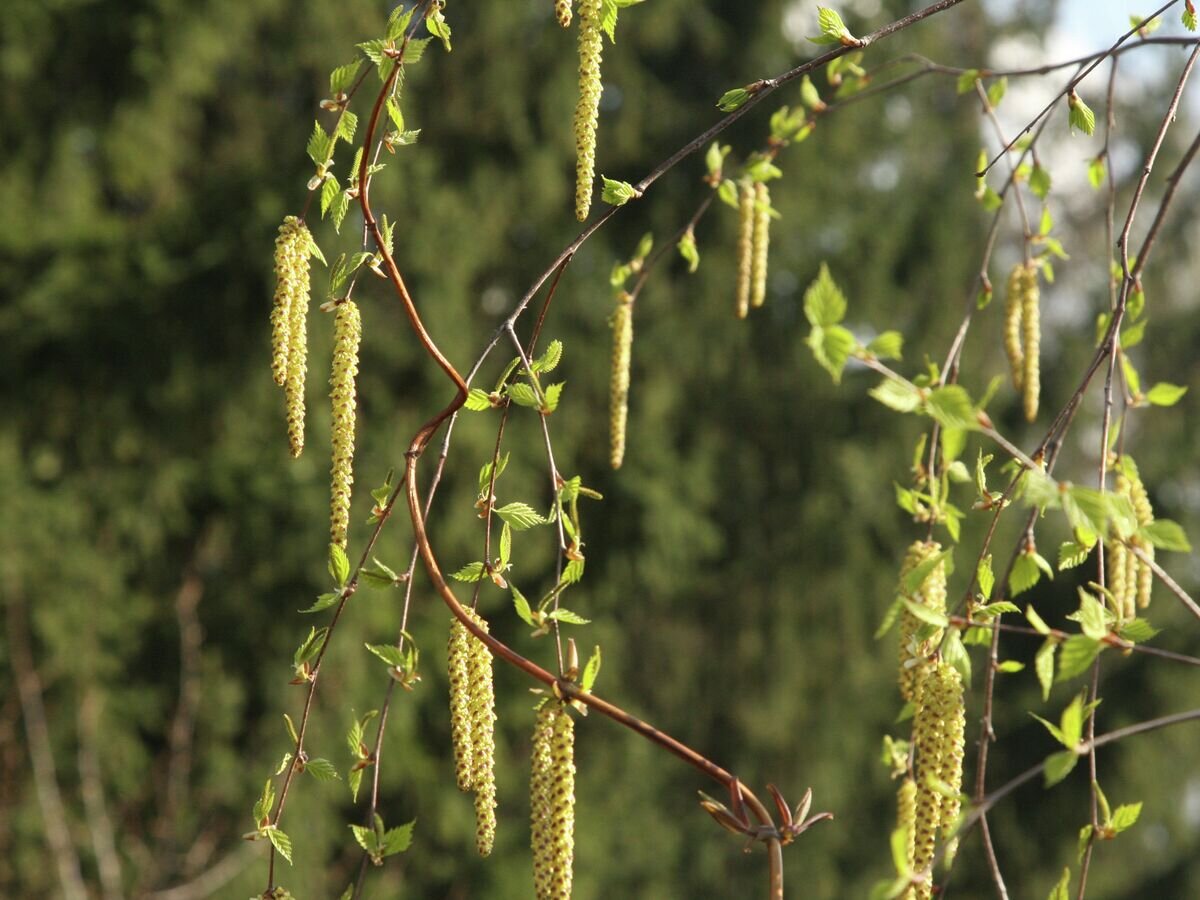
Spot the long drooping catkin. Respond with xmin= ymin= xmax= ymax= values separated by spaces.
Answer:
xmin=555 ymin=0 xmax=572 ymax=27
xmin=1020 ymin=263 xmax=1041 ymax=422
xmin=573 ymin=0 xmax=603 ymax=221
xmin=448 ymin=617 xmax=475 ymax=792
xmin=934 ymin=666 xmax=966 ymax=836
xmin=1108 ymin=540 xmax=1132 ymax=621
xmin=329 ymin=300 xmax=361 ymax=548
xmin=609 ymin=291 xmax=633 ymax=469
xmin=896 ymin=777 xmax=917 ymax=877
xmin=910 ymin=662 xmax=962 ymax=898
xmin=531 ymin=703 xmax=574 ymax=899
xmin=271 ymin=217 xmax=305 ymax=387
xmin=897 ymin=542 xmax=946 ymax=702
xmin=273 ymin=217 xmax=312 ymax=457
xmin=467 ymin=611 xmax=497 ymax=857
xmin=1126 ymin=459 xmax=1156 ymax=609
xmin=1002 ymin=263 xmax=1024 ymax=393
xmin=735 ymin=180 xmax=755 ymax=319
xmin=750 ymin=183 xmax=771 ymax=309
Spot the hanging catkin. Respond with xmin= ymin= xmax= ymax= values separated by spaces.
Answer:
xmin=1125 ymin=458 xmax=1156 ymax=609
xmin=735 ymin=180 xmax=755 ymax=319
xmin=573 ymin=0 xmax=603 ymax=221
xmin=531 ymin=703 xmax=575 ymax=899
xmin=448 ymin=617 xmax=475 ymax=792
xmin=750 ymin=182 xmax=771 ymax=309
xmin=1002 ymin=263 xmax=1024 ymax=393
xmin=896 ymin=777 xmax=917 ymax=877
xmin=911 ymin=675 xmax=946 ymax=897
xmin=530 ymin=703 xmax=555 ymax=898
xmin=272 ymin=217 xmax=312 ymax=457
xmin=466 ymin=610 xmax=498 ymax=856
xmin=609 ymin=291 xmax=633 ymax=469
xmin=1020 ymin=263 xmax=1041 ymax=422
xmin=329 ymin=300 xmax=361 ymax=548
xmin=896 ymin=542 xmax=946 ymax=702
xmin=555 ymin=0 xmax=572 ymax=27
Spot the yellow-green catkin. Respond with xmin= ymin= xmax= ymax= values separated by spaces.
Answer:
xmin=1002 ymin=263 xmax=1024 ymax=393
xmin=897 ymin=777 xmax=917 ymax=877
xmin=274 ymin=217 xmax=312 ymax=457
xmin=609 ymin=291 xmax=633 ymax=470
xmin=329 ymin=300 xmax=361 ymax=548
xmin=1021 ymin=263 xmax=1040 ymax=422
xmin=532 ymin=703 xmax=574 ymax=900
xmin=555 ymin=0 xmax=572 ymax=27
xmin=897 ymin=542 xmax=946 ymax=702
xmin=750 ymin=182 xmax=771 ymax=309
xmin=270 ymin=217 xmax=305 ymax=387
xmin=466 ymin=610 xmax=497 ymax=857
xmin=448 ymin=617 xmax=475 ymax=792
xmin=910 ymin=663 xmax=960 ymax=898
xmin=573 ymin=0 xmax=603 ymax=221
xmin=934 ymin=665 xmax=966 ymax=838
xmin=735 ymin=180 xmax=755 ymax=319
xmin=1108 ymin=540 xmax=1131 ymax=621
xmin=1127 ymin=461 xmax=1156 ymax=609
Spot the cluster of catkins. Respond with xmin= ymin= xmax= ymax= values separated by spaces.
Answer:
xmin=1002 ymin=261 xmax=1041 ymax=422
xmin=609 ymin=290 xmax=633 ymax=469
xmin=271 ymin=216 xmax=313 ymax=457
xmin=894 ymin=543 xmax=965 ymax=899
xmin=735 ymin=180 xmax=772 ymax=318
xmin=1107 ymin=456 xmax=1156 ymax=620
xmin=448 ymin=611 xmax=498 ymax=856
xmin=531 ymin=701 xmax=576 ymax=900
xmin=329 ymin=300 xmax=361 ymax=548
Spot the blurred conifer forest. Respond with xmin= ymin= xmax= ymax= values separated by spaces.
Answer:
xmin=2 ymin=0 xmax=1200 ymax=897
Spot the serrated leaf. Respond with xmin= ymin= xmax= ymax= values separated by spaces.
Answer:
xmin=1035 ymin=638 xmax=1056 ymax=701
xmin=365 ymin=643 xmax=406 ymax=668
xmin=1088 ymin=155 xmax=1107 ymax=189
xmin=533 ymin=340 xmax=563 ymax=373
xmin=997 ymin=660 xmax=1025 ymax=673
xmin=807 ymin=325 xmax=856 ymax=383
xmin=977 ymin=555 xmax=995 ymax=598
xmin=903 ymin=598 xmax=949 ymax=629
xmin=496 ymin=502 xmax=547 ymax=530
xmin=1031 ymin=712 xmax=1069 ymax=748
xmin=1068 ymin=93 xmax=1096 ymax=135
xmin=717 ymin=86 xmax=752 ymax=111
xmin=581 ymin=645 xmax=602 ymax=691
xmin=1010 ymin=552 xmax=1043 ymax=597
xmin=677 ymin=231 xmax=700 ymax=273
xmin=254 ymin=778 xmax=276 ymax=824
xmin=307 ymin=121 xmax=332 ymax=166
xmin=306 ymin=757 xmax=340 ymax=781
xmin=1111 ymin=802 xmax=1142 ymax=833
xmin=300 ymin=591 xmax=341 ymax=614
xmin=600 ymin=176 xmax=638 ymax=206
xmin=350 ymin=823 xmax=376 ymax=853
xmin=869 ymin=378 xmax=921 ymax=412
xmin=450 ymin=562 xmax=486 ymax=583
xmin=511 ymin=585 xmax=535 ymax=627
xmin=464 ymin=388 xmax=492 ymax=411
xmin=381 ymin=820 xmax=415 ymax=856
xmin=329 ymin=543 xmax=350 ymax=586
xmin=330 ymin=60 xmax=363 ymax=94
xmin=543 ymin=382 xmax=565 ymax=413
xmin=547 ymin=608 xmax=591 ymax=625
xmin=1056 ymin=635 xmax=1102 ymax=681
xmin=867 ymin=331 xmax=904 ymax=361
xmin=925 ymin=385 xmax=977 ymax=431
xmin=978 ymin=601 xmax=1019 ymax=617
xmin=956 ymin=69 xmax=981 ymax=94
xmin=988 ymin=76 xmax=1008 ymax=109
xmin=803 ymin=263 xmax=847 ymax=326
xmin=1119 ymin=618 xmax=1159 ymax=643
xmin=943 ymin=628 xmax=971 ymax=683
xmin=266 ymin=826 xmax=293 ymax=864
xmin=506 ymin=382 xmax=540 ymax=409
xmin=1058 ymin=541 xmax=1091 ymax=571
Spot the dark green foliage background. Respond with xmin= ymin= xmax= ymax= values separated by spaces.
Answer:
xmin=2 ymin=0 xmax=1199 ymax=897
